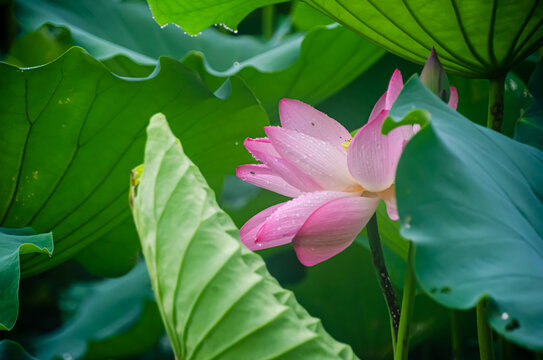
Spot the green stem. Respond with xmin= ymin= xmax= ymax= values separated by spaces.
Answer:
xmin=262 ymin=5 xmax=274 ymax=39
xmin=487 ymin=74 xmax=506 ymax=132
xmin=477 ymin=298 xmax=495 ymax=360
xmin=0 ymin=1 xmax=17 ymax=53
xmin=390 ymin=318 xmax=397 ymax=357
xmin=367 ymin=214 xmax=401 ymax=342
xmin=450 ymin=310 xmax=462 ymax=360
xmin=395 ymin=242 xmax=416 ymax=360
xmin=498 ymin=335 xmax=512 ymax=360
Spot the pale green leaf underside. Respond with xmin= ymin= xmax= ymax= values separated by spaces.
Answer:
xmin=0 ymin=227 xmax=53 ymax=331
xmin=384 ymin=76 xmax=543 ymax=349
xmin=0 ymin=47 xmax=267 ymax=277
xmin=147 ymin=0 xmax=288 ymax=34
xmin=305 ymin=0 xmax=543 ymax=77
xmin=15 ymin=0 xmax=299 ymax=73
xmin=132 ymin=114 xmax=357 ymax=359
xmin=145 ymin=0 xmax=543 ymax=77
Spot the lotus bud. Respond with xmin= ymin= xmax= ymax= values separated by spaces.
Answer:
xmin=421 ymin=48 xmax=450 ymax=103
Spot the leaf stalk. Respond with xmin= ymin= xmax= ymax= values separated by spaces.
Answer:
xmin=395 ymin=241 xmax=416 ymax=360
xmin=262 ymin=5 xmax=274 ymax=39
xmin=487 ymin=74 xmax=506 ymax=132
xmin=477 ymin=298 xmax=496 ymax=360
xmin=366 ymin=215 xmax=401 ymax=344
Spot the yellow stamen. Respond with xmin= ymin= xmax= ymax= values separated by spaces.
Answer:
xmin=345 ymin=184 xmax=364 ymax=192
xmin=342 ymin=139 xmax=351 ymax=152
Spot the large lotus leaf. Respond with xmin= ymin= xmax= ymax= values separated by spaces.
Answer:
xmin=148 ymin=0 xmax=543 ymax=77
xmin=291 ymin=1 xmax=334 ymax=31
xmin=131 ymin=113 xmax=357 ymax=359
xmin=0 ymin=340 xmax=39 ymax=360
xmin=4 ymin=23 xmax=144 ymax=278
xmin=5 ymin=22 xmax=73 ymax=67
xmin=382 ymin=76 xmax=543 ymax=349
xmin=303 ymin=0 xmax=543 ymax=77
xmin=14 ymin=0 xmax=297 ymax=72
xmin=0 ymin=47 xmax=267 ymax=277
xmin=5 ymin=26 xmax=144 ymax=278
xmin=184 ymin=23 xmax=384 ymax=123
xmin=15 ymin=0 xmax=384 ymax=122
xmin=0 ymin=227 xmax=52 ymax=331
xmin=145 ymin=0 xmax=287 ymax=35
xmin=516 ymin=60 xmax=543 ymax=151
xmin=33 ymin=262 xmax=163 ymax=360
xmin=74 ymin=217 xmax=140 ymax=278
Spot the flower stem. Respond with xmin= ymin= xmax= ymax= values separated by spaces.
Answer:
xmin=477 ymin=298 xmax=495 ymax=360
xmin=481 ymin=72 xmax=502 ymax=360
xmin=395 ymin=241 xmax=416 ymax=360
xmin=262 ymin=5 xmax=274 ymax=39
xmin=487 ymin=74 xmax=506 ymax=132
xmin=366 ymin=214 xmax=401 ymax=341
xmin=450 ymin=310 xmax=462 ymax=360
xmin=390 ymin=318 xmax=397 ymax=356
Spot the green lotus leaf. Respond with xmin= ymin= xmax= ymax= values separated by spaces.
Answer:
xmin=0 ymin=227 xmax=53 ymax=331
xmin=145 ymin=0 xmax=287 ymax=35
xmin=304 ymin=0 xmax=543 ymax=77
xmin=15 ymin=0 xmax=384 ymax=123
xmin=138 ymin=0 xmax=543 ymax=77
xmin=0 ymin=47 xmax=267 ymax=277
xmin=131 ymin=113 xmax=357 ymax=359
xmin=383 ymin=75 xmax=543 ymax=349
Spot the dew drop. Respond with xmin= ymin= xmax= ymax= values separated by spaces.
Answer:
xmin=233 ymin=61 xmax=240 ymax=67
xmin=501 ymin=312 xmax=509 ymax=320
xmin=404 ymin=215 xmax=412 ymax=229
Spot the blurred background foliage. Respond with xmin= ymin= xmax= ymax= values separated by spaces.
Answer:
xmin=0 ymin=0 xmax=540 ymax=359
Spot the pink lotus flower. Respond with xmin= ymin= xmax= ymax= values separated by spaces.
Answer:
xmin=237 ymin=70 xmax=458 ymax=266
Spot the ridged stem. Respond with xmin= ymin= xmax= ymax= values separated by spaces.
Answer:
xmin=450 ymin=310 xmax=462 ymax=360
xmin=262 ymin=5 xmax=274 ymax=39
xmin=477 ymin=298 xmax=495 ymax=360
xmin=487 ymin=74 xmax=506 ymax=132
xmin=367 ymin=214 xmax=401 ymax=343
xmin=395 ymin=241 xmax=416 ymax=360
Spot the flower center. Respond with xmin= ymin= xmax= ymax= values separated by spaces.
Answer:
xmin=345 ymin=183 xmax=364 ymax=192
